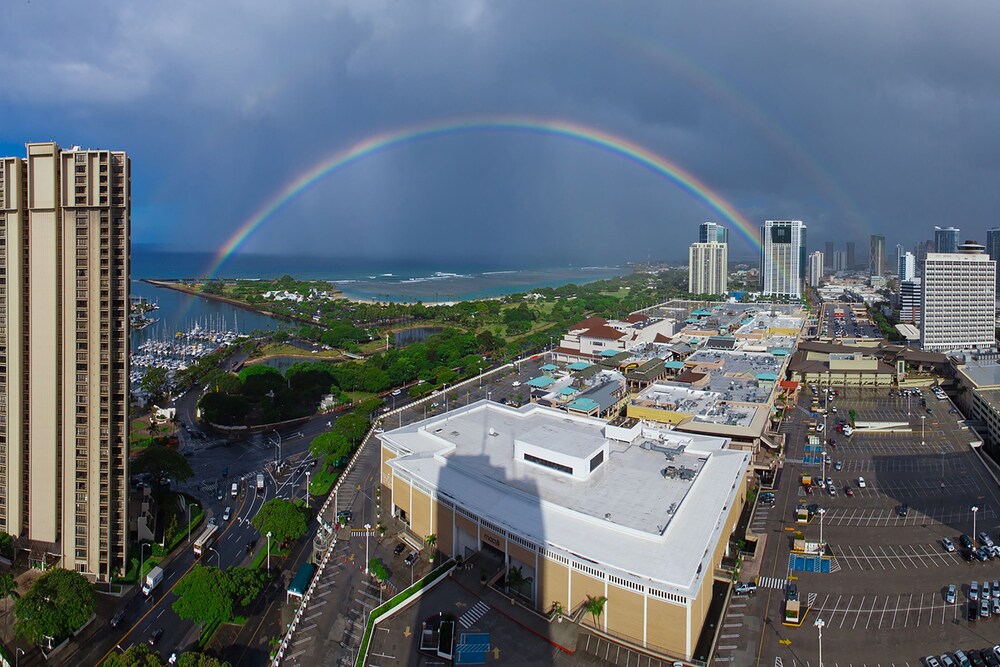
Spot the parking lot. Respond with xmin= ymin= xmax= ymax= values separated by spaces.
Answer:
xmin=818 ymin=302 xmax=882 ymax=341
xmin=714 ymin=386 xmax=1000 ymax=666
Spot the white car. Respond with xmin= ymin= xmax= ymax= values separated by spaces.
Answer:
xmin=857 ymin=477 xmax=866 ymax=488
xmin=816 ymin=423 xmax=825 ymax=433
xmin=223 ymin=506 xmax=232 ymax=521
xmin=512 ymin=381 xmax=521 ymax=387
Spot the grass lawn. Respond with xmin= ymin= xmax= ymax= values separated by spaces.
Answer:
xmin=599 ymin=288 xmax=632 ymax=299
xmin=345 ymin=391 xmax=376 ymax=404
xmin=309 ymin=467 xmax=339 ymax=496
xmin=130 ymin=418 xmax=173 ymax=440
xmin=255 ymin=342 xmax=342 ymax=359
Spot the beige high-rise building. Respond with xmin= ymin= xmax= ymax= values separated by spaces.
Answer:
xmin=688 ymin=242 xmax=728 ymax=295
xmin=0 ymin=143 xmax=129 ymax=581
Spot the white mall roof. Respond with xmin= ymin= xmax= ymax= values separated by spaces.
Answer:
xmin=382 ymin=401 xmax=748 ymax=598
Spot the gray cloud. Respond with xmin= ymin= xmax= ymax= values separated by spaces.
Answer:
xmin=3 ymin=1 xmax=1000 ymax=264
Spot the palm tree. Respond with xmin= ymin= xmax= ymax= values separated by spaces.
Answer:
xmin=505 ymin=566 xmax=533 ymax=602
xmin=425 ymin=534 xmax=437 ymax=563
xmin=584 ymin=595 xmax=607 ymax=628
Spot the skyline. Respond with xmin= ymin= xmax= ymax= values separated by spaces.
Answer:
xmin=5 ymin=2 xmax=1000 ymax=270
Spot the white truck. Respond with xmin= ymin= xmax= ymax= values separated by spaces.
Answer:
xmin=142 ymin=566 xmax=164 ymax=596
xmin=257 ymin=473 xmax=265 ymax=492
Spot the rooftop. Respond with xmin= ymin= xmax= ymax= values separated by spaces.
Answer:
xmin=382 ymin=401 xmax=747 ymax=596
xmin=633 ymin=383 xmax=759 ymax=428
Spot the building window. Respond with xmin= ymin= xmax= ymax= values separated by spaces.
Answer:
xmin=589 ymin=450 xmax=605 ymax=472
xmin=523 ymin=453 xmax=573 ymax=475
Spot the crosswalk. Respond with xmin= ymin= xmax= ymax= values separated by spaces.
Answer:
xmin=756 ymin=576 xmax=787 ymax=590
xmin=459 ymin=601 xmax=490 ymax=629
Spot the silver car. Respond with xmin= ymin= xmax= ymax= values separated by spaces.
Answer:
xmin=946 ymin=584 xmax=957 ymax=604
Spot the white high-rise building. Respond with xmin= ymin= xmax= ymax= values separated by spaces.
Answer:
xmin=920 ymin=242 xmax=996 ymax=352
xmin=807 ymin=251 xmax=824 ymax=287
xmin=897 ymin=252 xmax=916 ymax=282
xmin=688 ymin=242 xmax=728 ymax=295
xmin=760 ymin=220 xmax=807 ymax=298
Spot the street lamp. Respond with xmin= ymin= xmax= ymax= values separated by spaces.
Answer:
xmin=364 ymin=523 xmax=372 ymax=574
xmin=972 ymin=505 xmax=980 ymax=542
xmin=920 ymin=415 xmax=926 ymax=447
xmin=16 ymin=647 xmax=24 ymax=667
xmin=267 ymin=531 xmax=273 ymax=573
xmin=306 ymin=471 xmax=311 ymax=509
xmin=821 ymin=450 xmax=828 ymax=487
xmin=272 ymin=429 xmax=282 ymax=468
xmin=814 ymin=617 xmax=825 ymax=667
xmin=140 ymin=542 xmax=149 ymax=568
xmin=479 ymin=365 xmax=483 ymax=389
xmin=207 ymin=547 xmax=221 ymax=568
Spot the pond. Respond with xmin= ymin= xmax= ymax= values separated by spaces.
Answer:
xmin=394 ymin=327 xmax=446 ymax=347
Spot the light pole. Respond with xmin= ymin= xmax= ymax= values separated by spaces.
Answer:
xmin=972 ymin=505 xmax=980 ymax=542
xmin=267 ymin=531 xmax=273 ymax=573
xmin=272 ymin=429 xmax=282 ymax=468
xmin=821 ymin=450 xmax=827 ymax=487
xmin=479 ymin=366 xmax=483 ymax=389
xmin=364 ymin=523 xmax=372 ymax=574
xmin=920 ymin=415 xmax=926 ymax=447
xmin=907 ymin=390 xmax=911 ymax=417
xmin=306 ymin=471 xmax=311 ymax=509
xmin=207 ymin=547 xmax=221 ymax=568
xmin=16 ymin=647 xmax=24 ymax=667
xmin=140 ymin=542 xmax=149 ymax=569
xmin=815 ymin=616 xmax=825 ymax=667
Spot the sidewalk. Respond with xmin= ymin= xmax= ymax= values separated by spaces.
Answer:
xmin=450 ymin=553 xmax=578 ymax=654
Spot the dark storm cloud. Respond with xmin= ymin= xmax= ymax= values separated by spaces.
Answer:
xmin=2 ymin=1 xmax=1000 ymax=263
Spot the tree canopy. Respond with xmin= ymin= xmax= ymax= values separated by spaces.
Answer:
xmin=132 ymin=445 xmax=194 ymax=482
xmin=226 ymin=566 xmax=268 ymax=608
xmin=172 ymin=565 xmax=233 ymax=626
xmin=139 ymin=366 xmax=170 ymax=405
xmin=177 ymin=652 xmax=232 ymax=667
xmin=251 ymin=498 xmax=309 ymax=545
xmin=103 ymin=643 xmax=165 ymax=667
xmin=14 ymin=568 xmax=95 ymax=643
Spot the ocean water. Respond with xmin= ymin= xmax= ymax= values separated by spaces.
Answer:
xmin=131 ymin=249 xmax=626 ymax=345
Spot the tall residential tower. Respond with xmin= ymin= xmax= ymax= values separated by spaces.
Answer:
xmin=760 ymin=220 xmax=807 ymax=299
xmin=0 ymin=143 xmax=130 ymax=580
xmin=869 ymin=234 xmax=885 ymax=276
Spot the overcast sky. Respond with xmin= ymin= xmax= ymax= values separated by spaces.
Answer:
xmin=2 ymin=1 xmax=999 ymax=265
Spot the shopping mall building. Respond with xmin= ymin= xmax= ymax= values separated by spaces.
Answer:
xmin=379 ymin=401 xmax=749 ymax=661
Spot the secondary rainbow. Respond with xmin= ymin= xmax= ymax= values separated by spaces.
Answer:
xmin=205 ymin=115 xmax=759 ymax=278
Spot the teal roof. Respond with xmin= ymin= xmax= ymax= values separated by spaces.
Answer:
xmin=600 ymin=349 xmax=619 ymax=357
xmin=288 ymin=562 xmax=316 ymax=597
xmin=567 ymin=361 xmax=592 ymax=371
xmin=771 ymin=348 xmax=790 ymax=356
xmin=567 ymin=397 xmax=600 ymax=412
xmin=558 ymin=386 xmax=579 ymax=396
xmin=692 ymin=309 xmax=713 ymax=316
xmin=756 ymin=372 xmax=779 ymax=381
xmin=539 ymin=364 xmax=558 ymax=371
xmin=525 ymin=376 xmax=555 ymax=388
xmin=664 ymin=360 xmax=686 ymax=369
xmin=684 ymin=317 xmax=698 ymax=324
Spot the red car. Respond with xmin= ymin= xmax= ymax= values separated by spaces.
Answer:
xmin=845 ymin=487 xmax=854 ymax=497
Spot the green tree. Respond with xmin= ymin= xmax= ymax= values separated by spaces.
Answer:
xmin=139 ymin=367 xmax=170 ymax=406
xmin=0 ymin=530 xmax=13 ymax=559
xmin=505 ymin=565 xmax=532 ymax=598
xmin=250 ymin=498 xmax=308 ymax=546
xmin=171 ymin=565 xmax=233 ymax=626
xmin=14 ymin=568 xmax=95 ymax=643
xmin=0 ymin=572 xmax=19 ymax=638
xmin=309 ymin=432 xmax=351 ymax=462
xmin=102 ymin=643 xmax=166 ymax=667
xmin=583 ymin=595 xmax=607 ymax=627
xmin=163 ymin=513 xmax=179 ymax=546
xmin=177 ymin=653 xmax=232 ymax=667
xmin=226 ymin=566 xmax=268 ymax=608
xmin=368 ymin=558 xmax=390 ymax=585
xmin=132 ymin=445 xmax=194 ymax=482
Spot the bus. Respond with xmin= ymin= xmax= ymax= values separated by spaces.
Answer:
xmin=193 ymin=524 xmax=219 ymax=556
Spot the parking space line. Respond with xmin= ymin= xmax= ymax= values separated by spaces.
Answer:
xmin=839 ymin=595 xmax=853 ymax=628
xmin=852 ymin=596 xmax=865 ymax=629
xmin=865 ymin=595 xmax=878 ymax=629
xmin=879 ymin=595 xmax=890 ymax=629
xmin=903 ymin=593 xmax=913 ymax=627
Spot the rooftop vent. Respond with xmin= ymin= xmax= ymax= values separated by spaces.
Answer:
xmin=488 ymin=427 xmax=498 ymax=437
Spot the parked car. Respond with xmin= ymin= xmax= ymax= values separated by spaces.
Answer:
xmin=946 ymin=584 xmax=957 ymax=604
xmin=961 ymin=534 xmax=975 ymax=549
xmin=404 ymin=551 xmax=418 ymax=567
xmin=857 ymin=477 xmax=866 ymax=488
xmin=972 ymin=581 xmax=980 ymax=601
xmin=394 ymin=543 xmax=407 ymax=556
xmin=734 ymin=581 xmax=757 ymax=596
xmin=942 ymin=537 xmax=955 ymax=552
xmin=834 ymin=460 xmax=843 ymax=470
xmin=897 ymin=504 xmax=909 ymax=517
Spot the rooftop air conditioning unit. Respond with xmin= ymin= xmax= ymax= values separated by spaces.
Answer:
xmin=488 ymin=428 xmax=498 ymax=437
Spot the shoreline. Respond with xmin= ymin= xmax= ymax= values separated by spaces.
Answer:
xmin=141 ymin=279 xmax=317 ymax=328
